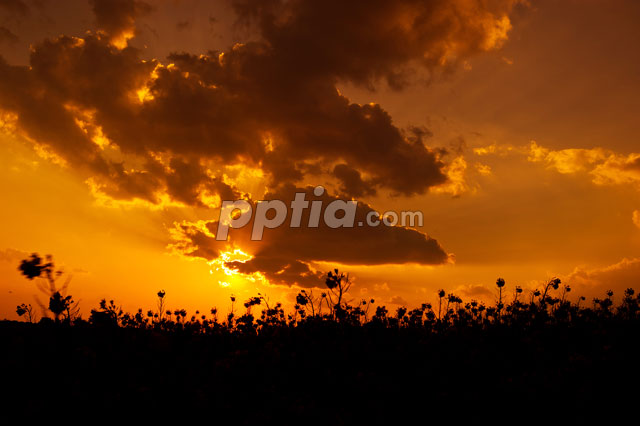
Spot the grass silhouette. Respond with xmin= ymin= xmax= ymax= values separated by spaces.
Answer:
xmin=4 ymin=253 xmax=640 ymax=419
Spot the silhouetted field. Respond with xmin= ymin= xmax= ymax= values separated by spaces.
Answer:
xmin=5 ymin=256 xmax=640 ymax=419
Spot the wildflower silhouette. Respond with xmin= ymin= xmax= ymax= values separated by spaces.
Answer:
xmin=18 ymin=253 xmax=79 ymax=322
xmin=325 ymin=269 xmax=352 ymax=319
xmin=6 ymin=256 xmax=640 ymax=420
xmin=15 ymin=303 xmax=36 ymax=323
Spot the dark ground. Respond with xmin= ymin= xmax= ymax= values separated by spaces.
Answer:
xmin=2 ymin=317 xmax=639 ymax=421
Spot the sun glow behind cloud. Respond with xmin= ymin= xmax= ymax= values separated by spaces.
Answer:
xmin=108 ymin=29 xmax=134 ymax=50
xmin=208 ymin=249 xmax=255 ymax=288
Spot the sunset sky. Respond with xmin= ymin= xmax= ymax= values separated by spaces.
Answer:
xmin=1 ymin=0 xmax=639 ymax=319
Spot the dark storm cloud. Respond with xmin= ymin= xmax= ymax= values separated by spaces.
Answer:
xmin=232 ymin=0 xmax=517 ymax=89
xmin=0 ymin=0 xmax=517 ymax=281
xmin=165 ymin=48 xmax=447 ymax=197
xmin=333 ymin=164 xmax=376 ymax=198
xmin=0 ymin=33 xmax=243 ymax=206
xmin=170 ymin=185 xmax=450 ymax=287
xmin=0 ymin=0 xmax=517 ymax=204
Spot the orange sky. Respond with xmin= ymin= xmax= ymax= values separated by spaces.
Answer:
xmin=1 ymin=0 xmax=640 ymax=320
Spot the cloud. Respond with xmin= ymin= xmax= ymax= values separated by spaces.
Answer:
xmin=473 ymin=142 xmax=518 ymax=156
xmin=176 ymin=20 xmax=191 ymax=31
xmin=529 ymin=141 xmax=640 ymax=188
xmin=390 ymin=295 xmax=408 ymax=306
xmin=454 ymin=283 xmax=494 ymax=300
xmin=0 ymin=26 xmax=19 ymax=44
xmin=0 ymin=247 xmax=28 ymax=263
xmin=0 ymin=0 xmax=29 ymax=18
xmin=430 ymin=155 xmax=473 ymax=197
xmin=374 ymin=282 xmax=390 ymax=292
xmin=332 ymin=164 xmax=376 ymax=198
xmin=476 ymin=141 xmax=640 ymax=190
xmin=232 ymin=0 xmax=517 ymax=89
xmin=591 ymin=153 xmax=640 ymax=186
xmin=526 ymin=141 xmax=640 ymax=188
xmin=475 ymin=163 xmax=492 ymax=176
xmin=169 ymin=185 xmax=450 ymax=287
xmin=633 ymin=210 xmax=640 ymax=229
xmin=527 ymin=141 xmax=607 ymax=175
xmin=564 ymin=258 xmax=640 ymax=300
xmin=0 ymin=0 xmax=520 ymax=208
xmin=89 ymin=0 xmax=152 ymax=48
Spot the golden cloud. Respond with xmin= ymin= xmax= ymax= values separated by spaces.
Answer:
xmin=565 ymin=257 xmax=640 ymax=300
xmin=475 ymin=141 xmax=640 ymax=190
